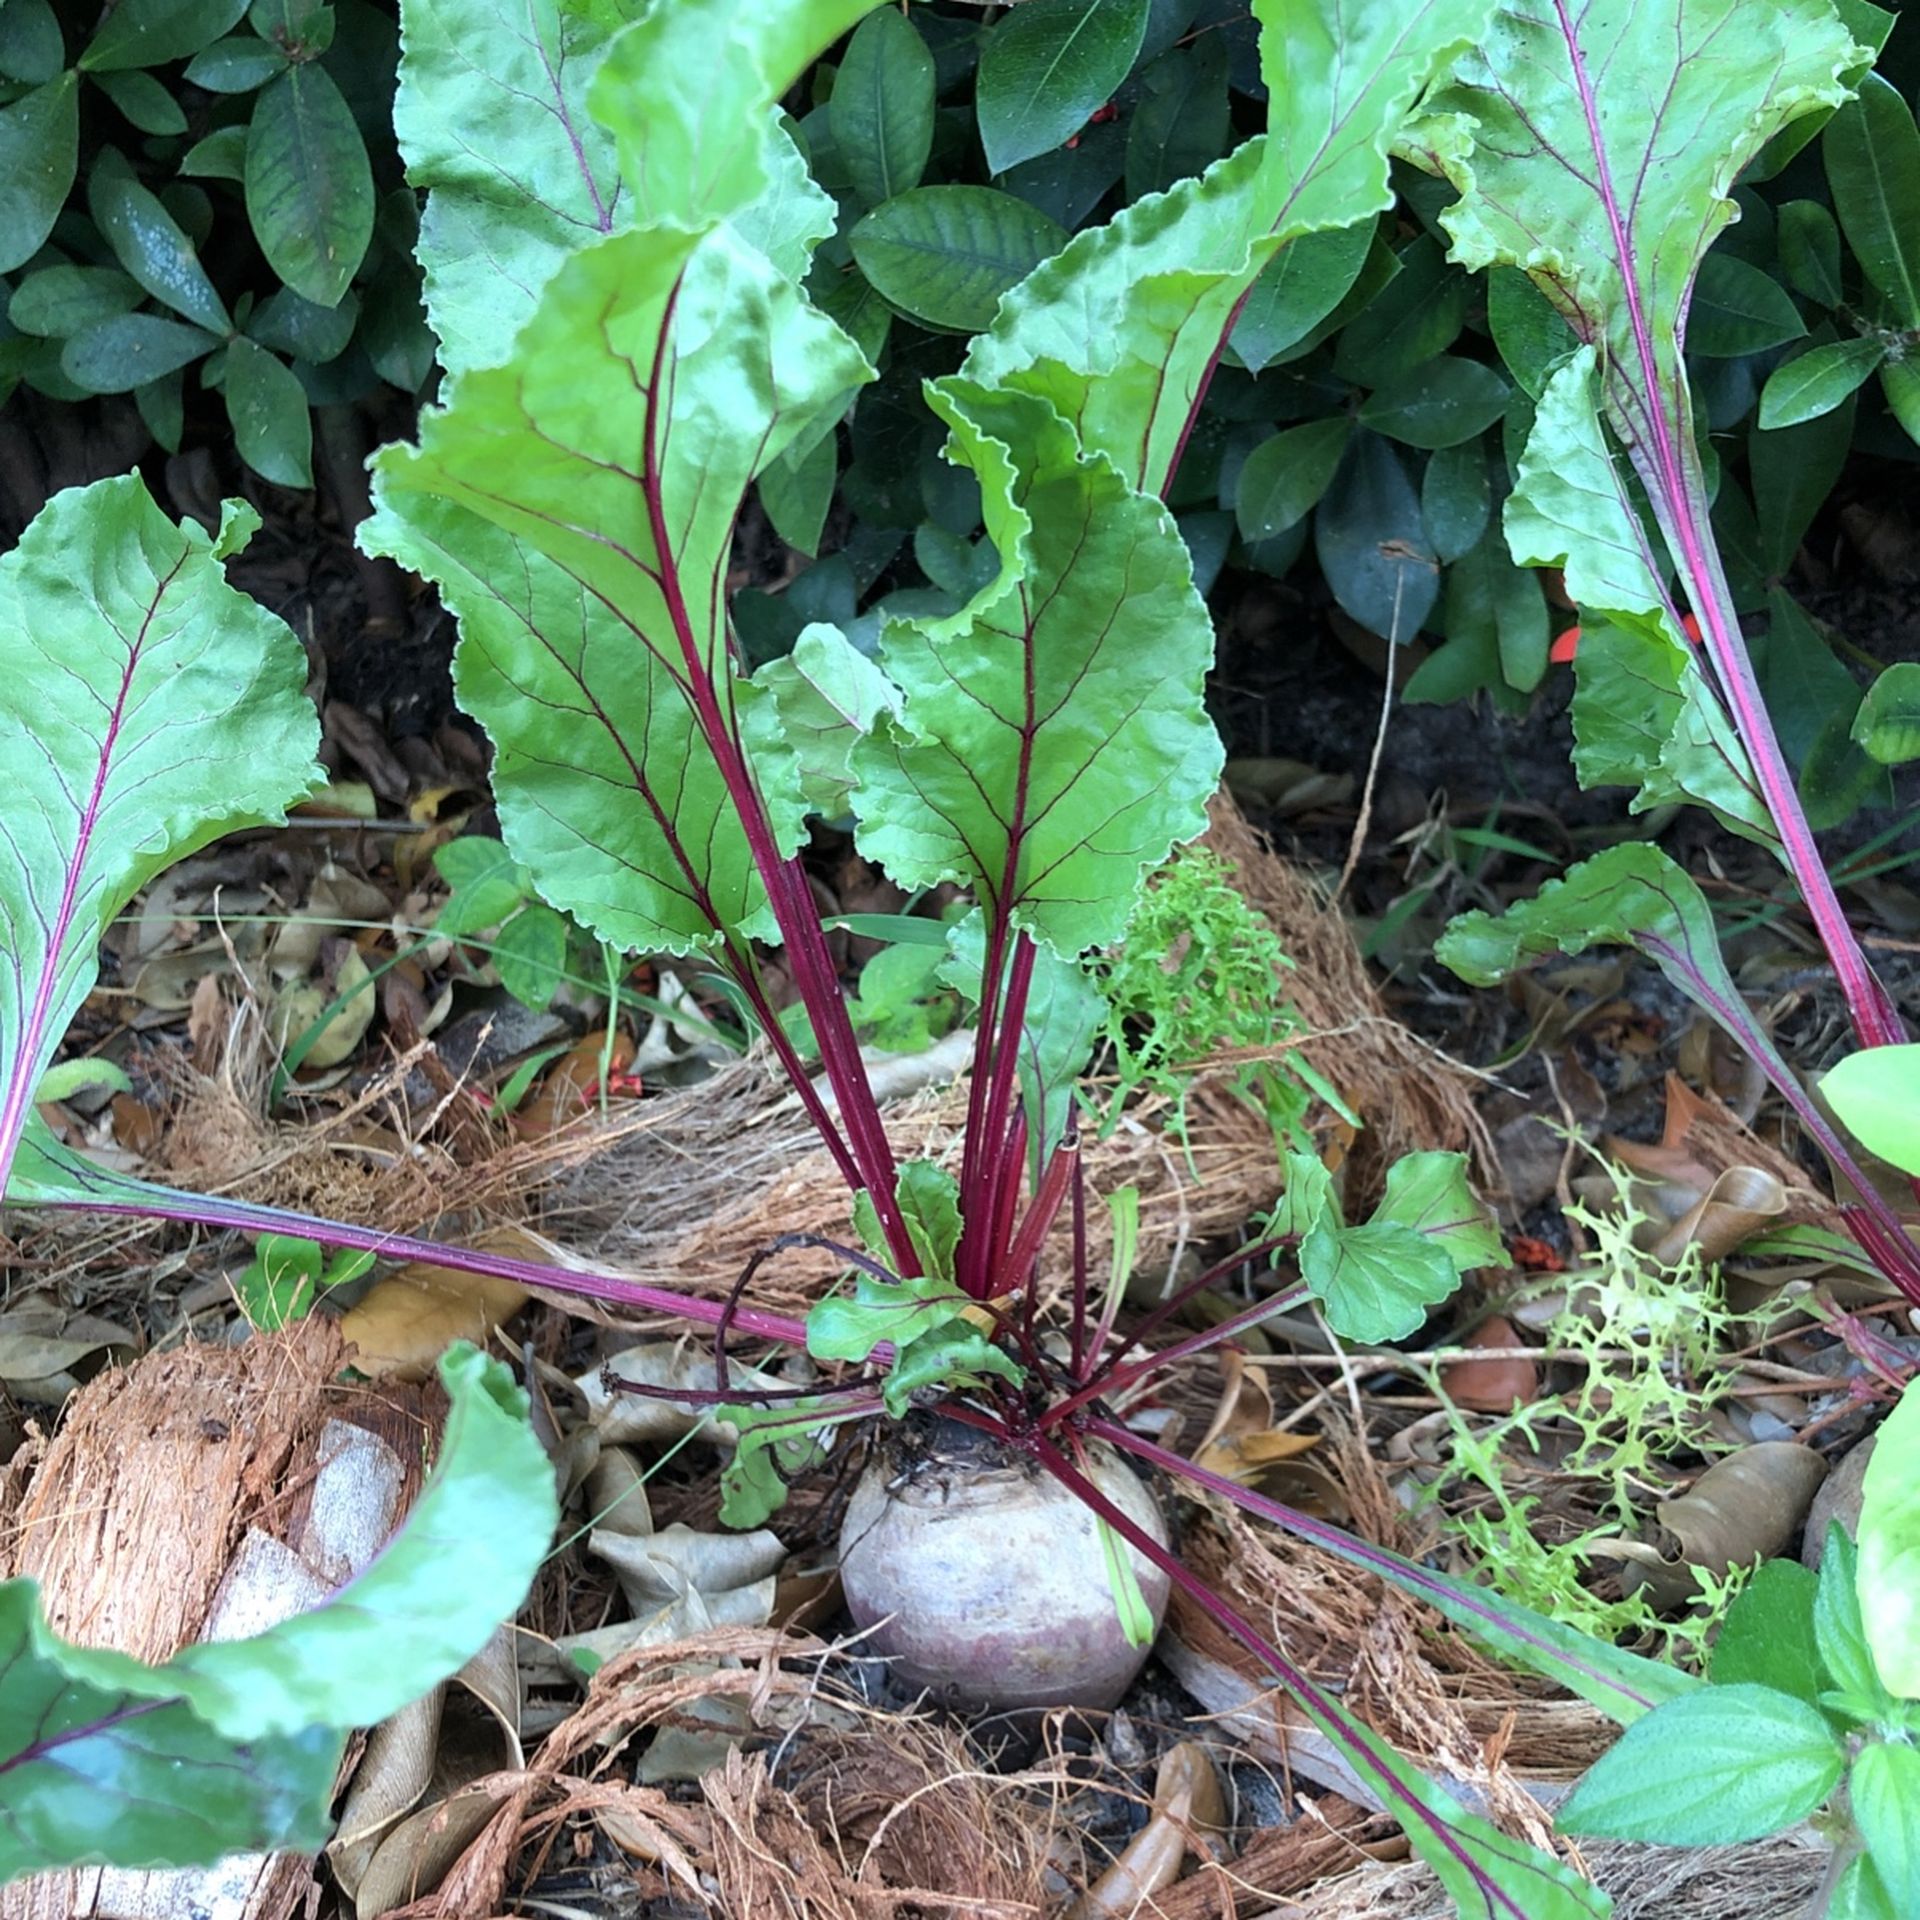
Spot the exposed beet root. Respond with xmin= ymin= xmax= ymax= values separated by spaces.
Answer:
xmin=838 ymin=1414 xmax=1171 ymax=1713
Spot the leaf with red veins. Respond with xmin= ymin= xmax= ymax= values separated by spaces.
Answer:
xmin=848 ymin=380 xmax=1221 ymax=957
xmin=963 ymin=0 xmax=1496 ymax=494
xmin=0 ymin=477 xmax=318 ymax=1196
xmin=367 ymin=224 xmax=871 ymax=953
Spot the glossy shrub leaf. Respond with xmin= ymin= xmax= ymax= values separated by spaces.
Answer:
xmin=849 ymin=380 xmax=1221 ymax=953
xmin=186 ymin=31 xmax=290 ymax=91
xmin=1487 ymin=263 xmax=1577 ymax=397
xmin=61 ymin=312 xmax=220 ymax=392
xmin=248 ymin=283 xmax=358 ymax=361
xmin=1758 ymin=337 xmax=1886 ymax=429
xmin=851 ymin=186 xmax=1067 ymax=332
xmin=0 ymin=476 xmax=320 ymax=1197
xmin=1686 ymin=251 xmax=1806 ymax=358
xmin=182 ymin=123 xmax=249 ymax=181
xmin=1858 ymin=1378 xmax=1920 ymax=1696
xmin=1708 ymin=1559 xmax=1822 ymax=1705
xmin=965 ymin=0 xmax=1493 ymax=494
xmin=1126 ymin=36 xmax=1230 ymax=203
xmin=1228 ymin=219 xmax=1375 ymax=375
xmin=1824 ymin=1046 xmax=1920 ymax=1179
xmin=0 ymin=1586 xmax=344 ymax=1879
xmin=1331 ymin=233 xmax=1466 ymax=385
xmin=830 ymin=6 xmax=933 ymax=208
xmin=94 ymin=68 xmax=191 ymax=135
xmin=1824 ymin=72 xmax=1920 ymax=328
xmin=1358 ymin=354 xmax=1510 ymax=449
xmin=7 ymin=264 xmax=143 ymax=337
xmin=80 ymin=0 xmax=248 ymax=70
xmin=1422 ymin=437 xmax=1492 ymax=563
xmin=1778 ymin=197 xmax=1844 ymax=305
xmin=91 ymin=156 xmax=231 ymax=332
xmin=758 ymin=427 xmax=839 ymax=558
xmin=247 ymin=63 xmax=374 ymax=306
xmin=225 ymin=335 xmax=314 ymax=487
xmin=0 ymin=0 xmax=63 ymax=84
xmin=1448 ymin=534 xmax=1549 ymax=694
xmin=1234 ymin=416 xmax=1349 ymax=542
xmin=975 ymin=0 xmax=1148 ymax=176
xmin=0 ymin=73 xmax=80 ymax=274
xmin=1853 ymin=662 xmax=1920 ymax=765
xmin=1314 ymin=429 xmax=1436 ymax=643
xmin=1753 ymin=396 xmax=1856 ymax=575
xmin=1557 ymin=1686 xmax=1843 ymax=1844
xmin=1852 ymin=1743 xmax=1920 ymax=1914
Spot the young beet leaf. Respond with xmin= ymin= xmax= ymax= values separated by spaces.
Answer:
xmin=1408 ymin=0 xmax=1908 ymax=1060
xmin=965 ymin=0 xmax=1498 ymax=495
xmin=0 ymin=478 xmax=320 ymax=1203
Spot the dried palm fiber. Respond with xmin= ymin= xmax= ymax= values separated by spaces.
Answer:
xmin=0 ymin=1318 xmax=438 ymax=1920
xmin=384 ymin=1626 xmax=1056 ymax=1920
xmin=544 ymin=790 xmax=1481 ymax=1318
xmin=1256 ymin=1829 xmax=1827 ymax=1919
xmin=1162 ymin=1423 xmax=1613 ymax=1836
xmin=1196 ymin=792 xmax=1488 ymax=1203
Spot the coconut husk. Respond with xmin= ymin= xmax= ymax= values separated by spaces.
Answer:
xmin=0 ymin=1319 xmax=437 ymax=1920
xmin=1260 ymin=1830 xmax=1827 ymax=1919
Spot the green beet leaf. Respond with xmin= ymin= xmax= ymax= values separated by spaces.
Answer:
xmin=1853 ymin=663 xmax=1920 ymax=766
xmin=740 ymin=622 xmax=902 ymax=823
xmin=387 ymin=0 xmax=629 ymax=380
xmin=1824 ymin=1045 xmax=1920 ymax=1178
xmin=0 ymin=1344 xmax=555 ymax=1873
xmin=0 ymin=476 xmax=320 ymax=1200
xmin=807 ymin=1271 xmax=973 ymax=1367
xmin=1858 ymin=1376 xmax=1920 ymax=1697
xmin=246 ymin=62 xmax=375 ymax=307
xmin=0 ymin=1591 xmax=346 ymax=1880
xmin=370 ymin=222 xmax=866 ymax=954
xmin=718 ymin=1396 xmax=859 ymax=1529
xmin=883 ymin=1319 xmax=1022 ymax=1418
xmin=965 ymin=0 xmax=1492 ymax=495
xmin=976 ymin=0 xmax=1147 ymax=177
xmin=830 ymin=6 xmax=934 ymax=209
xmin=1557 ymin=1685 xmax=1844 ymax=1845
xmin=849 ymin=379 xmax=1221 ymax=954
xmin=166 ymin=1344 xmax=558 ymax=1736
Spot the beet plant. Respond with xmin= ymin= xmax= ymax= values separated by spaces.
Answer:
xmin=1 ymin=0 xmax=1907 ymax=1911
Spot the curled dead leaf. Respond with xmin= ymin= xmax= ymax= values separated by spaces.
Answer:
xmin=1618 ymin=1442 xmax=1829 ymax=1608
xmin=1069 ymin=1740 xmax=1227 ymax=1919
xmin=1439 ymin=1317 xmax=1537 ymax=1413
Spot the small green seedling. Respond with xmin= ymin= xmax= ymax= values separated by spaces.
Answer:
xmin=234 ymin=1234 xmax=376 ymax=1330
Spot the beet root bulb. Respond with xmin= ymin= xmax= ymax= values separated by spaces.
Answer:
xmin=837 ymin=1419 xmax=1171 ymax=1713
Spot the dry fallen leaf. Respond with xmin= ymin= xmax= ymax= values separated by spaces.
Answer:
xmin=337 ymin=1228 xmax=540 ymax=1381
